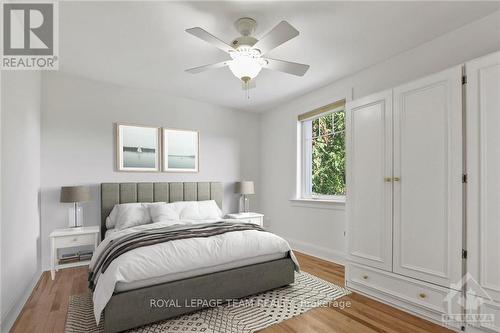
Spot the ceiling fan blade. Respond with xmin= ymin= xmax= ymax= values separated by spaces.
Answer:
xmin=185 ymin=60 xmax=231 ymax=74
xmin=186 ymin=27 xmax=235 ymax=54
xmin=263 ymin=58 xmax=310 ymax=76
xmin=253 ymin=21 xmax=299 ymax=55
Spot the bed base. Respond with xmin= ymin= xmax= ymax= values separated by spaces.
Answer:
xmin=103 ymin=258 xmax=295 ymax=333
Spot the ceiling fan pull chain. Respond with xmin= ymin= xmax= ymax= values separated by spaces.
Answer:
xmin=242 ymin=76 xmax=251 ymax=99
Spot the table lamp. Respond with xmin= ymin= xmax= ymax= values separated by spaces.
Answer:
xmin=235 ymin=181 xmax=254 ymax=214
xmin=60 ymin=186 xmax=90 ymax=228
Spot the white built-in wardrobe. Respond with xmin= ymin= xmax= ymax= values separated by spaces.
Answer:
xmin=345 ymin=51 xmax=500 ymax=332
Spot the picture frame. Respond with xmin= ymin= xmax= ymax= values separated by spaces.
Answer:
xmin=116 ymin=123 xmax=160 ymax=172
xmin=162 ymin=128 xmax=199 ymax=173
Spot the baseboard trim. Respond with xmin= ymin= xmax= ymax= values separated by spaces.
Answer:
xmin=286 ymin=237 xmax=346 ymax=266
xmin=1 ymin=270 xmax=42 ymax=333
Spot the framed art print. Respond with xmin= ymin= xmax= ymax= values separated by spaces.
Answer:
xmin=116 ymin=124 xmax=160 ymax=172
xmin=163 ymin=128 xmax=199 ymax=172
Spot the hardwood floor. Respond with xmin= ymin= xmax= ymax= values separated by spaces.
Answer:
xmin=10 ymin=252 xmax=452 ymax=333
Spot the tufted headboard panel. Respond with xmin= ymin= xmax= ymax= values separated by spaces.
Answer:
xmin=100 ymin=182 xmax=223 ymax=239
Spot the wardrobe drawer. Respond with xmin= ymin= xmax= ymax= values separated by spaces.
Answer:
xmin=467 ymin=296 xmax=500 ymax=332
xmin=347 ymin=263 xmax=451 ymax=314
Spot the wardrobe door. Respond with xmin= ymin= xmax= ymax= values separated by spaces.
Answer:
xmin=393 ymin=66 xmax=463 ymax=287
xmin=467 ymin=51 xmax=500 ymax=303
xmin=346 ymin=90 xmax=393 ymax=271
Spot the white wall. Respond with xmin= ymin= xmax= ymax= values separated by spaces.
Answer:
xmin=261 ymin=11 xmax=500 ymax=263
xmin=40 ymin=71 xmax=261 ymax=270
xmin=1 ymin=71 xmax=42 ymax=332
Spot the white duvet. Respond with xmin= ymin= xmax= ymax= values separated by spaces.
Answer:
xmin=90 ymin=219 xmax=298 ymax=323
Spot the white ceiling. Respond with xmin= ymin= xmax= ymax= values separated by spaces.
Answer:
xmin=59 ymin=1 xmax=499 ymax=112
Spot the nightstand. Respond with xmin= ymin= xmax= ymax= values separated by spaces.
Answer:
xmin=49 ymin=226 xmax=100 ymax=280
xmin=226 ymin=213 xmax=264 ymax=227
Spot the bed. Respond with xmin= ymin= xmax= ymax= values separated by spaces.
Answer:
xmin=95 ymin=182 xmax=297 ymax=333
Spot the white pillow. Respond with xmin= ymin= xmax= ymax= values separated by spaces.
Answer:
xmin=107 ymin=202 xmax=164 ymax=229
xmin=113 ymin=203 xmax=152 ymax=231
xmin=173 ymin=200 xmax=222 ymax=220
xmin=105 ymin=216 xmax=114 ymax=229
xmin=105 ymin=204 xmax=121 ymax=229
xmin=171 ymin=201 xmax=199 ymax=220
xmin=148 ymin=202 xmax=180 ymax=223
xmin=197 ymin=200 xmax=223 ymax=219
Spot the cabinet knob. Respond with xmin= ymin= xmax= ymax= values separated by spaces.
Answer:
xmin=419 ymin=293 xmax=426 ymax=299
xmin=394 ymin=177 xmax=401 ymax=182
xmin=384 ymin=177 xmax=392 ymax=182
xmin=72 ymin=238 xmax=77 ymax=242
xmin=362 ymin=275 xmax=369 ymax=280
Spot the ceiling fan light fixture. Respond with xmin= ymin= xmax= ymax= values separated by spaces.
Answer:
xmin=228 ymin=56 xmax=263 ymax=81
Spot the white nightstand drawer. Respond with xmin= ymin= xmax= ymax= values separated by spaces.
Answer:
xmin=55 ymin=233 xmax=94 ymax=248
xmin=226 ymin=213 xmax=264 ymax=227
xmin=241 ymin=217 xmax=262 ymax=225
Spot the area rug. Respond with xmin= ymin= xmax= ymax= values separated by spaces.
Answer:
xmin=65 ymin=272 xmax=349 ymax=333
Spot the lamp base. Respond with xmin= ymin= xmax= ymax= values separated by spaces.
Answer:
xmin=68 ymin=203 xmax=83 ymax=228
xmin=238 ymin=195 xmax=250 ymax=214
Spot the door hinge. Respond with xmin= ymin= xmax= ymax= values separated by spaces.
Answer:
xmin=462 ymin=249 xmax=468 ymax=259
xmin=462 ymin=174 xmax=468 ymax=183
xmin=462 ymin=75 xmax=467 ymax=85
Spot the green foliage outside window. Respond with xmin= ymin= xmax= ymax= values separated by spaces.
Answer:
xmin=311 ymin=111 xmax=346 ymax=196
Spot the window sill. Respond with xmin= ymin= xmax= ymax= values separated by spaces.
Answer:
xmin=289 ymin=198 xmax=345 ymax=211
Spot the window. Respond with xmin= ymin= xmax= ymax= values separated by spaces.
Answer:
xmin=299 ymin=100 xmax=346 ymax=201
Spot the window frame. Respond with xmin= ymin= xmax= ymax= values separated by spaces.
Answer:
xmin=299 ymin=103 xmax=346 ymax=202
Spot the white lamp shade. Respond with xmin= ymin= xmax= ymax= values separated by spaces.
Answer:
xmin=235 ymin=181 xmax=255 ymax=195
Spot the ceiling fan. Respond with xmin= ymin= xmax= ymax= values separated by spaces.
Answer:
xmin=185 ymin=17 xmax=310 ymax=93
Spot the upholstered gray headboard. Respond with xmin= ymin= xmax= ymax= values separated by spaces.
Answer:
xmin=101 ymin=182 xmax=223 ymax=239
